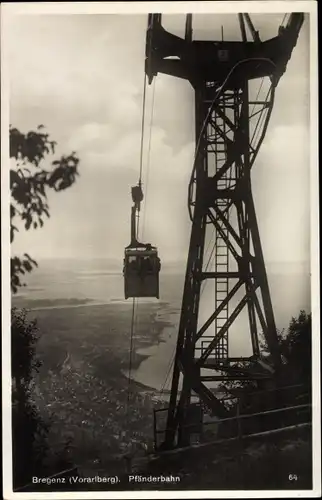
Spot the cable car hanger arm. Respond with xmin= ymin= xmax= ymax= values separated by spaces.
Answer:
xmin=125 ymin=183 xmax=154 ymax=250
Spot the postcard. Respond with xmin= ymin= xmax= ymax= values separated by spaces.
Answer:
xmin=1 ymin=1 xmax=320 ymax=498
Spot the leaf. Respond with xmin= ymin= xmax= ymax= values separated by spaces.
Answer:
xmin=24 ymin=254 xmax=38 ymax=267
xmin=12 ymin=274 xmax=20 ymax=286
xmin=23 ymin=260 xmax=33 ymax=272
xmin=10 ymin=125 xmax=80 ymax=293
xmin=10 ymin=170 xmax=21 ymax=187
xmin=10 ymin=225 xmax=18 ymax=243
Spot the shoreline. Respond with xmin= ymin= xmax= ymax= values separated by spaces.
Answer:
xmin=27 ymin=297 xmax=177 ymax=394
xmin=16 ymin=295 xmax=176 ymax=463
xmin=12 ymin=298 xmax=171 ymax=312
xmin=120 ymin=314 xmax=178 ymax=394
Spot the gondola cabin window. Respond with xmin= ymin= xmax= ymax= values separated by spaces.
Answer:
xmin=124 ymin=248 xmax=160 ymax=299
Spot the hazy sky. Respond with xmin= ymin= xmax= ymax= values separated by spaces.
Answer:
xmin=8 ymin=12 xmax=310 ymax=265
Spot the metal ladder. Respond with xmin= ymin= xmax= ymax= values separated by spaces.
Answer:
xmin=213 ymin=104 xmax=230 ymax=363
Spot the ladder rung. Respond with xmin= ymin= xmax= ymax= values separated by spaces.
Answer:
xmin=215 ymin=319 xmax=226 ymax=325
xmin=216 ymin=313 xmax=228 ymax=319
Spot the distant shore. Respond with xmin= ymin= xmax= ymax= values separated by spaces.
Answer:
xmin=22 ymin=295 xmax=176 ymax=467
xmin=12 ymin=296 xmax=178 ymax=395
xmin=20 ymin=296 xmax=176 ymax=391
xmin=12 ymin=296 xmax=172 ymax=311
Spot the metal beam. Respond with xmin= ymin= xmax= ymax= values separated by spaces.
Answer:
xmin=244 ymin=13 xmax=260 ymax=43
xmin=142 ymin=13 xmax=304 ymax=449
xmin=185 ymin=14 xmax=193 ymax=42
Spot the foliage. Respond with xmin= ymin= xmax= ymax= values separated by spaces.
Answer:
xmin=11 ymin=308 xmax=49 ymax=488
xmin=11 ymin=307 xmax=41 ymax=391
xmin=10 ymin=125 xmax=79 ymax=293
xmin=277 ymin=310 xmax=311 ymax=387
xmin=11 ymin=308 xmax=74 ymax=489
xmin=256 ymin=310 xmax=311 ymax=389
xmin=10 ymin=125 xmax=80 ymax=488
xmin=218 ymin=310 xmax=312 ymax=430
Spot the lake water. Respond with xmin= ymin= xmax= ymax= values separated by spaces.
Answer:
xmin=13 ymin=259 xmax=311 ymax=391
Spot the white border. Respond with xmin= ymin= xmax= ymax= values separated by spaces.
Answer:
xmin=1 ymin=2 xmax=320 ymax=499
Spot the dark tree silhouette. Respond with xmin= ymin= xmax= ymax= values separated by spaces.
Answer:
xmin=11 ymin=308 xmax=49 ymax=489
xmin=217 ymin=310 xmax=312 ymax=436
xmin=10 ymin=126 xmax=80 ymax=489
xmin=220 ymin=310 xmax=311 ymax=395
xmin=10 ymin=125 xmax=79 ymax=293
xmin=276 ymin=310 xmax=312 ymax=388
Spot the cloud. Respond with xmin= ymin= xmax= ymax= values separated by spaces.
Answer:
xmin=252 ymin=123 xmax=310 ymax=263
xmin=8 ymin=13 xmax=310 ymax=267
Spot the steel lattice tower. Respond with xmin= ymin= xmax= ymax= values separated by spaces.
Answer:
xmin=145 ymin=13 xmax=304 ymax=449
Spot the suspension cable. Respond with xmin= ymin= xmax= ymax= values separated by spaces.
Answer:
xmin=141 ymin=78 xmax=156 ymax=242
xmin=159 ymin=350 xmax=176 ymax=396
xmin=250 ymin=77 xmax=264 ymax=119
xmin=139 ymin=72 xmax=148 ymax=185
xmin=126 ymin=299 xmax=136 ymax=408
xmin=136 ymin=72 xmax=148 ymax=241
xmin=251 ymin=85 xmax=272 ymax=146
xmin=126 ymin=71 xmax=149 ymax=438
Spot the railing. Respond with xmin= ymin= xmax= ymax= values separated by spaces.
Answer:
xmin=153 ymin=396 xmax=311 ymax=451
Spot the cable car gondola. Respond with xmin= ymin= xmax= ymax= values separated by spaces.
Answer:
xmin=123 ymin=184 xmax=161 ymax=299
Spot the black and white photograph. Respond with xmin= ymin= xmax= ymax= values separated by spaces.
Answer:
xmin=1 ymin=1 xmax=320 ymax=498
